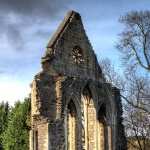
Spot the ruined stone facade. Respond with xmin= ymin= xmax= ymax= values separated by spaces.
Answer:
xmin=30 ymin=11 xmax=127 ymax=150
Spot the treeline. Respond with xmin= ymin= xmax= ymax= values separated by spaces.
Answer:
xmin=0 ymin=98 xmax=30 ymax=150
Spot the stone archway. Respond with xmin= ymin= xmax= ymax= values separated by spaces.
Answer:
xmin=65 ymin=85 xmax=113 ymax=150
xmin=81 ymin=85 xmax=113 ymax=150
xmin=97 ymin=104 xmax=107 ymax=150
xmin=66 ymin=100 xmax=78 ymax=150
xmin=81 ymin=85 xmax=97 ymax=150
xmin=97 ymin=103 xmax=112 ymax=150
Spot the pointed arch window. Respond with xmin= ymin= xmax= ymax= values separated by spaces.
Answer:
xmin=97 ymin=104 xmax=106 ymax=150
xmin=81 ymin=86 xmax=97 ymax=149
xmin=66 ymin=100 xmax=78 ymax=150
xmin=81 ymin=86 xmax=112 ymax=150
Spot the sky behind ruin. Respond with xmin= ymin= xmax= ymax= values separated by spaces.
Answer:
xmin=0 ymin=0 xmax=150 ymax=105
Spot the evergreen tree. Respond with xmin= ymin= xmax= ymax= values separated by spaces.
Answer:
xmin=2 ymin=98 xmax=31 ymax=150
xmin=0 ymin=101 xmax=9 ymax=150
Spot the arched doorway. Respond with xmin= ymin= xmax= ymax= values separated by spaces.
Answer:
xmin=66 ymin=100 xmax=78 ymax=150
xmin=81 ymin=86 xmax=97 ymax=150
xmin=81 ymin=85 xmax=112 ymax=150
xmin=66 ymin=87 xmax=112 ymax=150
xmin=97 ymin=104 xmax=107 ymax=150
xmin=97 ymin=103 xmax=112 ymax=150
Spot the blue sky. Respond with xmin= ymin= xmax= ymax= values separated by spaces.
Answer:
xmin=0 ymin=0 xmax=150 ymax=105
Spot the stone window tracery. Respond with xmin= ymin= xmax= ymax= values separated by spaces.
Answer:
xmin=66 ymin=89 xmax=112 ymax=150
xmin=82 ymin=86 xmax=97 ymax=150
xmin=72 ymin=46 xmax=84 ymax=64
xmin=81 ymin=87 xmax=112 ymax=150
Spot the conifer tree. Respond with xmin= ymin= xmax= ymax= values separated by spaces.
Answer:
xmin=2 ymin=98 xmax=30 ymax=150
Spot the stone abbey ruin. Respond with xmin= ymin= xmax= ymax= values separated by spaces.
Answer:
xmin=30 ymin=11 xmax=127 ymax=150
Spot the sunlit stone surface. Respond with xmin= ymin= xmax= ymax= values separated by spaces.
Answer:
xmin=30 ymin=10 xmax=127 ymax=150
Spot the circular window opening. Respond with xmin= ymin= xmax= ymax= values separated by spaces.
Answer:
xmin=72 ymin=46 xmax=84 ymax=64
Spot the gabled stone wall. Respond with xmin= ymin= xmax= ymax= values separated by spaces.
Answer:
xmin=30 ymin=10 xmax=127 ymax=150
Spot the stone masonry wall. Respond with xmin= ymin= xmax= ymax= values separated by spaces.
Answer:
xmin=30 ymin=10 xmax=127 ymax=150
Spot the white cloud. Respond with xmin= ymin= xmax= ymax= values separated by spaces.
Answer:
xmin=0 ymin=75 xmax=30 ymax=105
xmin=1 ymin=0 xmax=150 ymax=105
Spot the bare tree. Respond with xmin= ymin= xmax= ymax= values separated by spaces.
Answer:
xmin=123 ymin=70 xmax=150 ymax=150
xmin=117 ymin=11 xmax=150 ymax=72
xmin=100 ymin=58 xmax=150 ymax=150
xmin=123 ymin=69 xmax=150 ymax=113
xmin=99 ymin=58 xmax=125 ymax=90
xmin=101 ymin=10 xmax=150 ymax=149
xmin=125 ymin=103 xmax=150 ymax=150
xmin=115 ymin=11 xmax=150 ymax=148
